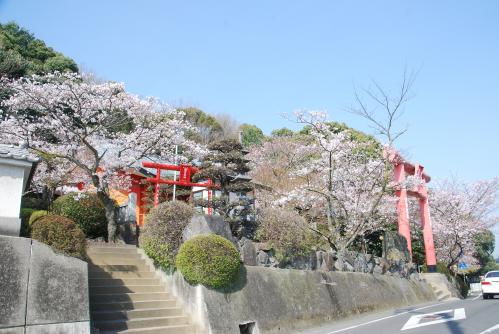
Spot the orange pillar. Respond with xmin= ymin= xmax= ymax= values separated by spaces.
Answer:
xmin=394 ymin=164 xmax=413 ymax=256
xmin=419 ymin=196 xmax=437 ymax=272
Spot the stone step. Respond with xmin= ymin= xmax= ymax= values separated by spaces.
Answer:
xmin=88 ymin=257 xmax=146 ymax=266
xmin=89 ymin=278 xmax=161 ymax=287
xmin=99 ymin=324 xmax=196 ymax=334
xmin=90 ymin=285 xmax=166 ymax=295
xmin=94 ymin=316 xmax=189 ymax=331
xmin=91 ymin=300 xmax=177 ymax=312
xmin=91 ymin=292 xmax=171 ymax=303
xmin=87 ymin=252 xmax=142 ymax=261
xmin=89 ymin=271 xmax=156 ymax=279
xmin=91 ymin=307 xmax=183 ymax=321
xmin=89 ymin=264 xmax=150 ymax=273
xmin=87 ymin=247 xmax=139 ymax=255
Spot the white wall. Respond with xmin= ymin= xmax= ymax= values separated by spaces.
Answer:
xmin=0 ymin=163 xmax=25 ymax=218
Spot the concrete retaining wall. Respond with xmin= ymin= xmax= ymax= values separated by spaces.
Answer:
xmin=140 ymin=249 xmax=436 ymax=334
xmin=0 ymin=235 xmax=90 ymax=334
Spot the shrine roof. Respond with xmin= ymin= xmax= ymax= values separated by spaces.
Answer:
xmin=0 ymin=144 xmax=40 ymax=164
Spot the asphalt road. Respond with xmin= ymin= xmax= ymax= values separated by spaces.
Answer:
xmin=296 ymin=294 xmax=499 ymax=334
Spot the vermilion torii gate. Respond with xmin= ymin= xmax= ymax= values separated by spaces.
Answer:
xmin=388 ymin=150 xmax=437 ymax=272
xmin=141 ymin=161 xmax=217 ymax=214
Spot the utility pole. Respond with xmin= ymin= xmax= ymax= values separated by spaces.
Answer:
xmin=172 ymin=145 xmax=178 ymax=201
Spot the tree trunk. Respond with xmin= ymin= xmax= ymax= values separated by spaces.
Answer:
xmin=92 ymin=175 xmax=119 ymax=242
xmin=101 ymin=195 xmax=118 ymax=242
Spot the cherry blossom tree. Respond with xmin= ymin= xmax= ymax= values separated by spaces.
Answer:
xmin=430 ymin=178 xmax=499 ymax=270
xmin=251 ymin=111 xmax=397 ymax=251
xmin=0 ymin=72 xmax=202 ymax=240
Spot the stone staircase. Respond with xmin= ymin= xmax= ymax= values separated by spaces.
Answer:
xmin=87 ymin=244 xmax=198 ymax=334
xmin=421 ymin=272 xmax=460 ymax=301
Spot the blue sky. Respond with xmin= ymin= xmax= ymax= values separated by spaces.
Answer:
xmin=1 ymin=1 xmax=498 ymax=253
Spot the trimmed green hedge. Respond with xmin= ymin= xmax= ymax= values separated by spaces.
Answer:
xmin=139 ymin=201 xmax=195 ymax=270
xmin=52 ymin=192 xmax=107 ymax=239
xmin=176 ymin=234 xmax=240 ymax=289
xmin=31 ymin=215 xmax=86 ymax=259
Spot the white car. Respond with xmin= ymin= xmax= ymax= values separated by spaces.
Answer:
xmin=482 ymin=271 xmax=499 ymax=299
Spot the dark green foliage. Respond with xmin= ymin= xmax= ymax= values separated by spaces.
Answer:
xmin=179 ymin=107 xmax=223 ymax=144
xmin=193 ymin=139 xmax=254 ymax=238
xmin=271 ymin=127 xmax=294 ymax=137
xmin=139 ymin=201 xmax=195 ymax=270
xmin=473 ymin=230 xmax=499 ymax=275
xmin=239 ymin=123 xmax=265 ymax=148
xmin=0 ymin=22 xmax=78 ymax=78
xmin=52 ymin=193 xmax=107 ymax=239
xmin=19 ymin=208 xmax=35 ymax=237
xmin=176 ymin=234 xmax=240 ymax=289
xmin=299 ymin=121 xmax=382 ymax=158
xmin=21 ymin=196 xmax=48 ymax=210
xmin=31 ymin=215 xmax=87 ymax=259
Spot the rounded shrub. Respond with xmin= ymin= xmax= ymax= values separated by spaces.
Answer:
xmin=139 ymin=201 xmax=195 ymax=270
xmin=28 ymin=210 xmax=48 ymax=228
xmin=257 ymin=208 xmax=321 ymax=266
xmin=176 ymin=234 xmax=240 ymax=289
xmin=52 ymin=192 xmax=107 ymax=239
xmin=31 ymin=215 xmax=86 ymax=259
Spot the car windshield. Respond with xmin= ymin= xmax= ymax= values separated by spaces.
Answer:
xmin=486 ymin=272 xmax=499 ymax=278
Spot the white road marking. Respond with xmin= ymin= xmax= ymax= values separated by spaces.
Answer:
xmin=324 ymin=302 xmax=447 ymax=334
xmin=479 ymin=324 xmax=499 ymax=334
xmin=401 ymin=308 xmax=466 ymax=331
xmin=473 ymin=294 xmax=483 ymax=300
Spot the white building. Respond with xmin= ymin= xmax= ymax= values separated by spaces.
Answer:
xmin=0 ymin=144 xmax=38 ymax=236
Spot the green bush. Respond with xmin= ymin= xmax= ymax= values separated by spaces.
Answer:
xmin=20 ymin=208 xmax=35 ymax=237
xmin=52 ymin=192 xmax=107 ymax=239
xmin=176 ymin=234 xmax=240 ymax=289
xmin=140 ymin=236 xmax=173 ymax=270
xmin=256 ymin=208 xmax=321 ymax=264
xmin=139 ymin=201 xmax=195 ymax=270
xmin=21 ymin=197 xmax=47 ymax=210
xmin=31 ymin=215 xmax=86 ymax=259
xmin=28 ymin=210 xmax=48 ymax=228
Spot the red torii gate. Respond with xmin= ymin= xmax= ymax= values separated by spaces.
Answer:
xmin=141 ymin=161 xmax=216 ymax=212
xmin=388 ymin=150 xmax=437 ymax=272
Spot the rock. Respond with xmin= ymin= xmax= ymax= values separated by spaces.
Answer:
xmin=367 ymin=262 xmax=374 ymax=273
xmin=321 ymin=252 xmax=335 ymax=271
xmin=316 ymin=251 xmax=324 ymax=269
xmin=365 ymin=253 xmax=373 ymax=263
xmin=344 ymin=261 xmax=354 ymax=272
xmin=288 ymin=253 xmax=317 ymax=271
xmin=386 ymin=248 xmax=404 ymax=263
xmin=256 ymin=250 xmax=270 ymax=267
xmin=239 ymin=237 xmax=257 ymax=266
xmin=383 ymin=231 xmax=410 ymax=262
xmin=373 ymin=264 xmax=383 ymax=275
xmin=333 ymin=256 xmax=344 ymax=271
xmin=410 ymin=272 xmax=421 ymax=281
xmin=183 ymin=215 xmax=236 ymax=243
xmin=354 ymin=254 xmax=368 ymax=273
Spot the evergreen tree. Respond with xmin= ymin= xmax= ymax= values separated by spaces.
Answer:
xmin=193 ymin=139 xmax=254 ymax=238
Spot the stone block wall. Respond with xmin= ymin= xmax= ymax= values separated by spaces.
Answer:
xmin=0 ymin=235 xmax=89 ymax=334
xmin=148 ymin=260 xmax=436 ymax=334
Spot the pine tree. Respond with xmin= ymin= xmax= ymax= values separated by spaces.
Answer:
xmin=193 ymin=139 xmax=254 ymax=238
